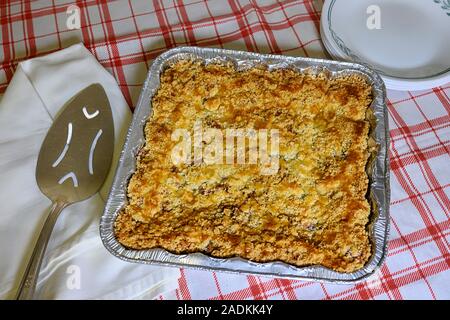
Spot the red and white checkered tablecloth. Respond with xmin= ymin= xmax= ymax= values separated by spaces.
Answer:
xmin=1 ymin=0 xmax=449 ymax=300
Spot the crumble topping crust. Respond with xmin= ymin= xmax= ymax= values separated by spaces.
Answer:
xmin=115 ymin=60 xmax=373 ymax=272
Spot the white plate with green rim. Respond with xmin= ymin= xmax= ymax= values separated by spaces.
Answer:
xmin=320 ymin=0 xmax=450 ymax=91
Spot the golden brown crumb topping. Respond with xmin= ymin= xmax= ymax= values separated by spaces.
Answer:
xmin=115 ymin=59 xmax=373 ymax=272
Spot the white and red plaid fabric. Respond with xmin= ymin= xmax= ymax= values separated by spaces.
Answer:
xmin=0 ymin=0 xmax=448 ymax=300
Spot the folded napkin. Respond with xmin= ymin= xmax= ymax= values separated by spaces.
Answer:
xmin=0 ymin=43 xmax=181 ymax=299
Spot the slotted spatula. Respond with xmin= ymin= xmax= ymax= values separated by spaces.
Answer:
xmin=15 ymin=83 xmax=114 ymax=299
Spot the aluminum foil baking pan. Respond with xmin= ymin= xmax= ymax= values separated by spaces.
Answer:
xmin=100 ymin=46 xmax=390 ymax=283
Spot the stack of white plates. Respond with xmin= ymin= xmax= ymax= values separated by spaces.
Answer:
xmin=320 ymin=0 xmax=450 ymax=91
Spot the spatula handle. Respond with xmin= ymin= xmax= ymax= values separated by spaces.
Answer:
xmin=15 ymin=201 xmax=67 ymax=300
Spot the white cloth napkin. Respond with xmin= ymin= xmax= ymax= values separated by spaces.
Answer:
xmin=0 ymin=43 xmax=181 ymax=299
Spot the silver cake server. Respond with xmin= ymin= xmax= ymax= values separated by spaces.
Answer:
xmin=16 ymin=83 xmax=115 ymax=299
